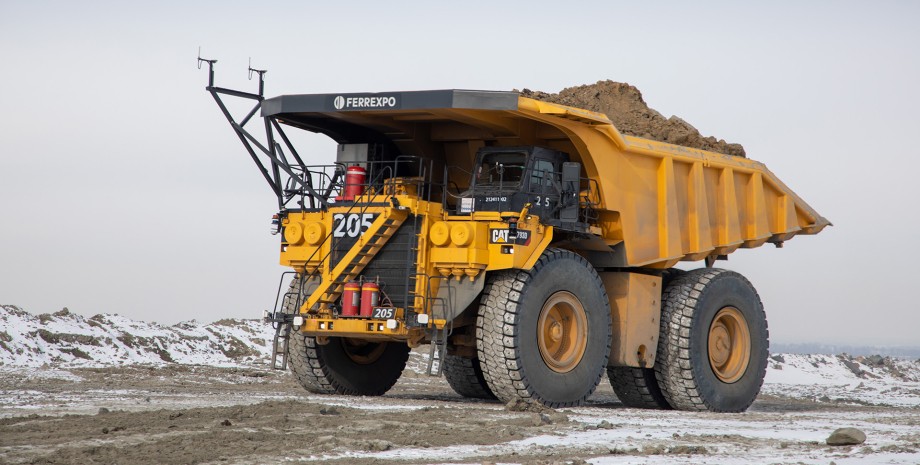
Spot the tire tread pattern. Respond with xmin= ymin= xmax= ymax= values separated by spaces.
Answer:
xmin=654 ymin=268 xmax=768 ymax=412
xmin=443 ymin=354 xmax=496 ymax=399
xmin=288 ymin=334 xmax=339 ymax=394
xmin=607 ymin=366 xmax=671 ymax=409
xmin=284 ymin=278 xmax=407 ymax=396
xmin=476 ymin=248 xmax=611 ymax=408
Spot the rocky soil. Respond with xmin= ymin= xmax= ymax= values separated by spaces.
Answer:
xmin=519 ymin=81 xmax=746 ymax=157
xmin=2 ymin=305 xmax=919 ymax=464
xmin=2 ymin=357 xmax=920 ymax=465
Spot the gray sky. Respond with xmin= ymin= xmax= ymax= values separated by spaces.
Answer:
xmin=2 ymin=1 xmax=918 ymax=346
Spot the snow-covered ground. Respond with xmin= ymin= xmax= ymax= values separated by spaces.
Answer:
xmin=2 ymin=304 xmax=919 ymax=465
xmin=0 ymin=304 xmax=271 ymax=366
xmin=763 ymin=353 xmax=920 ymax=408
xmin=3 ymin=304 xmax=918 ymax=409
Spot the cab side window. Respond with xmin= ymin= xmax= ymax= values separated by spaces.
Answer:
xmin=530 ymin=160 xmax=556 ymax=192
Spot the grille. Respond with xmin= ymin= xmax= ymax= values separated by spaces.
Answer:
xmin=331 ymin=215 xmax=420 ymax=310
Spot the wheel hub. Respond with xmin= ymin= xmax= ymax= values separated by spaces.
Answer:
xmin=707 ymin=307 xmax=751 ymax=383
xmin=341 ymin=338 xmax=387 ymax=365
xmin=537 ymin=291 xmax=588 ymax=373
xmin=708 ymin=323 xmax=731 ymax=365
xmin=549 ymin=322 xmax=563 ymax=342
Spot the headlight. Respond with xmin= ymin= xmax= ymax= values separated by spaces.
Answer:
xmin=450 ymin=222 xmax=474 ymax=246
xmin=430 ymin=221 xmax=451 ymax=246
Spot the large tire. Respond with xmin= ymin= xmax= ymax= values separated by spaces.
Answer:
xmin=476 ymin=249 xmax=612 ymax=408
xmin=607 ymin=366 xmax=671 ymax=409
xmin=283 ymin=277 xmax=410 ymax=396
xmin=288 ymin=336 xmax=410 ymax=395
xmin=443 ymin=354 xmax=496 ymax=400
xmin=655 ymin=268 xmax=768 ymax=412
xmin=607 ymin=268 xmax=686 ymax=409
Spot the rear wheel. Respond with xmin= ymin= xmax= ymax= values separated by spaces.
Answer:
xmin=443 ymin=354 xmax=496 ymax=399
xmin=655 ymin=268 xmax=768 ymax=412
xmin=607 ymin=268 xmax=685 ymax=409
xmin=607 ymin=366 xmax=670 ymax=410
xmin=477 ymin=249 xmax=612 ymax=408
xmin=282 ymin=277 xmax=410 ymax=396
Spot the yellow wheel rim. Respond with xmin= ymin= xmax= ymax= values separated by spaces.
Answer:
xmin=537 ymin=292 xmax=588 ymax=373
xmin=707 ymin=307 xmax=751 ymax=383
xmin=341 ymin=338 xmax=387 ymax=365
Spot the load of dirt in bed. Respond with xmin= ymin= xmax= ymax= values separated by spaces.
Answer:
xmin=519 ymin=80 xmax=746 ymax=157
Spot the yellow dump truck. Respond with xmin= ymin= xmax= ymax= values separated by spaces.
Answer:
xmin=202 ymin=62 xmax=829 ymax=412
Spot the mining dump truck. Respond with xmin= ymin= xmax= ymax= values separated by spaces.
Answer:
xmin=201 ymin=61 xmax=829 ymax=412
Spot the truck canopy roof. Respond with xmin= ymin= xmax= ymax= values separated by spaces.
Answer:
xmin=260 ymin=89 xmax=611 ymax=149
xmin=261 ymin=89 xmax=521 ymax=144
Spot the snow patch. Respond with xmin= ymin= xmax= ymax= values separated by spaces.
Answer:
xmin=3 ymin=304 xmax=919 ymax=409
xmin=0 ymin=304 xmax=273 ymax=367
xmin=762 ymin=353 xmax=920 ymax=407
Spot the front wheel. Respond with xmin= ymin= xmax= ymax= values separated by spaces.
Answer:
xmin=288 ymin=335 xmax=410 ymax=396
xmin=654 ymin=268 xmax=768 ymax=412
xmin=281 ymin=277 xmax=410 ymax=396
xmin=476 ymin=249 xmax=612 ymax=408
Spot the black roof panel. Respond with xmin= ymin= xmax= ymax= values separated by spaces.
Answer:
xmin=261 ymin=89 xmax=519 ymax=116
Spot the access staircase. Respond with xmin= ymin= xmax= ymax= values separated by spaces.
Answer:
xmin=302 ymin=208 xmax=409 ymax=313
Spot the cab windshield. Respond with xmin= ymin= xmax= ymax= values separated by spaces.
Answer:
xmin=474 ymin=152 xmax=526 ymax=188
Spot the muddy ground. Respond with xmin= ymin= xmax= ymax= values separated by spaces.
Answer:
xmin=1 ymin=354 xmax=919 ymax=465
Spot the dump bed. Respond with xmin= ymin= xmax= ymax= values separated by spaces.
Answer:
xmin=516 ymin=98 xmax=831 ymax=268
xmin=263 ymin=90 xmax=830 ymax=269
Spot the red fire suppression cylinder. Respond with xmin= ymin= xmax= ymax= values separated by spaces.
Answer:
xmin=341 ymin=282 xmax=361 ymax=316
xmin=341 ymin=165 xmax=366 ymax=201
xmin=360 ymin=282 xmax=380 ymax=317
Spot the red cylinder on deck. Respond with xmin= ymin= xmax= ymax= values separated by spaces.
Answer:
xmin=341 ymin=165 xmax=367 ymax=201
xmin=360 ymin=282 xmax=380 ymax=317
xmin=341 ymin=282 xmax=361 ymax=317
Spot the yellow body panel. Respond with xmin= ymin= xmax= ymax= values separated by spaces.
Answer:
xmin=281 ymin=194 xmax=556 ymax=339
xmin=514 ymin=97 xmax=830 ymax=268
xmin=601 ymin=272 xmax=662 ymax=368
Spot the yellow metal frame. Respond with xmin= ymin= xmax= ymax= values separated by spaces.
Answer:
xmin=281 ymin=193 xmax=555 ymax=341
xmin=601 ymin=272 xmax=662 ymax=368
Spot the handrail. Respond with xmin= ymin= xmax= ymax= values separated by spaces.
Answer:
xmin=292 ymin=156 xmax=436 ymax=316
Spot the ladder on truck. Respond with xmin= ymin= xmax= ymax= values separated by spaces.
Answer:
xmin=424 ymin=276 xmax=455 ymax=377
xmin=301 ymin=210 xmax=408 ymax=313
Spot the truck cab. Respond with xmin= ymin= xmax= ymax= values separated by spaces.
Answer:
xmin=459 ymin=146 xmax=583 ymax=229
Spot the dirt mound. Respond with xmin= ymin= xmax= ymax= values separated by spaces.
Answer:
xmin=0 ymin=304 xmax=271 ymax=367
xmin=519 ymin=80 xmax=746 ymax=157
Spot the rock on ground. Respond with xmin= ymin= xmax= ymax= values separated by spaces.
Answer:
xmin=827 ymin=427 xmax=867 ymax=446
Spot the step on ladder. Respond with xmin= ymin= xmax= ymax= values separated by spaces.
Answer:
xmin=423 ymin=280 xmax=453 ymax=377
xmin=270 ymin=321 xmax=292 ymax=370
xmin=427 ymin=327 xmax=447 ymax=376
xmin=304 ymin=213 xmax=406 ymax=312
